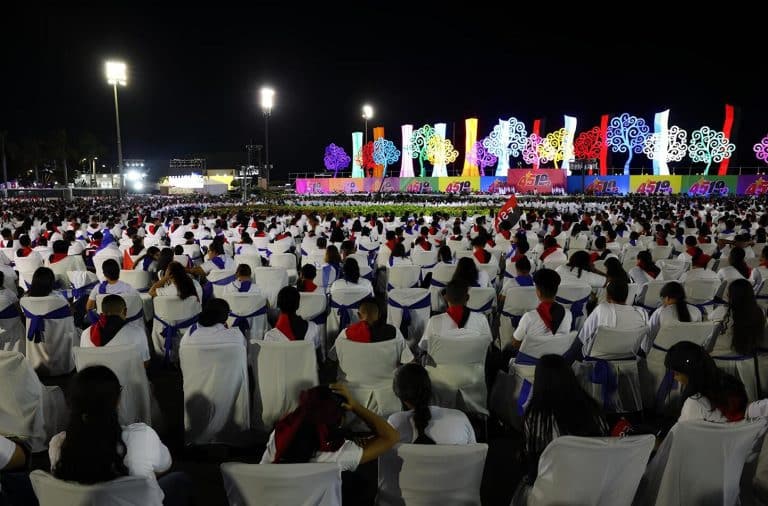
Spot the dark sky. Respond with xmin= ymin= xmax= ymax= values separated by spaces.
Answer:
xmin=2 ymin=4 xmax=767 ymax=179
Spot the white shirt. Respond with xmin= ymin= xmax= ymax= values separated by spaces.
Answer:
xmin=87 ymin=280 xmax=139 ymax=302
xmin=79 ymin=323 xmax=150 ymax=362
xmin=201 ymin=254 xmax=236 ymax=274
xmin=513 ymin=306 xmax=573 ymax=344
xmin=718 ymin=265 xmax=762 ymax=287
xmin=556 ymin=265 xmax=605 ymax=289
xmin=180 ymin=322 xmax=245 ymax=347
xmin=0 ymin=435 xmax=15 ymax=470
xmin=330 ymin=325 xmax=414 ymax=363
xmin=46 ymin=255 xmax=87 ymax=272
xmin=264 ymin=321 xmax=322 ymax=349
xmin=222 ymin=280 xmax=262 ymax=295
xmin=419 ymin=311 xmax=492 ymax=350
xmin=260 ymin=431 xmax=363 ymax=471
xmin=679 ymin=267 xmax=720 ymax=284
xmin=629 ymin=266 xmax=663 ymax=285
xmin=330 ymin=278 xmax=374 ymax=298
xmin=679 ymin=395 xmax=730 ymax=423
xmin=647 ymin=304 xmax=702 ymax=343
xmin=577 ymin=302 xmax=648 ymax=355
xmin=49 ymin=423 xmax=171 ymax=503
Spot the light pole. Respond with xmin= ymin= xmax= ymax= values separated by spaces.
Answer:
xmin=105 ymin=61 xmax=126 ymax=197
xmin=260 ymin=87 xmax=274 ymax=188
xmin=362 ymin=104 xmax=373 ymax=145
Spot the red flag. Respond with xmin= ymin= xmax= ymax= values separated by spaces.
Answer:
xmin=494 ymin=194 xmax=518 ymax=232
xmin=123 ymin=249 xmax=134 ymax=270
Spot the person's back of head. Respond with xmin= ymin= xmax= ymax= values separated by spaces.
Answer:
xmin=277 ymin=285 xmax=300 ymax=314
xmin=594 ymin=236 xmax=606 ymax=250
xmin=726 ymin=278 xmax=766 ymax=355
xmin=685 ymin=235 xmax=697 ymax=248
xmin=437 ymin=245 xmax=452 ymax=263
xmin=101 ymin=259 xmax=120 ymax=282
xmin=515 ymin=256 xmax=531 ymax=275
xmin=301 ymin=263 xmax=316 ymax=281
xmin=325 ymin=245 xmax=341 ymax=265
xmin=471 ymin=235 xmax=486 ymax=248
xmin=101 ymin=294 xmax=126 ymax=318
xmin=605 ymin=280 xmax=629 ymax=304
xmin=29 ymin=266 xmax=56 ymax=297
xmin=316 ymin=237 xmax=327 ymax=249
xmin=340 ymin=240 xmax=355 ymax=257
xmin=443 ymin=280 xmax=469 ymax=307
xmin=533 ymin=268 xmax=560 ymax=300
xmin=394 ymin=363 xmax=436 ymax=444
xmin=52 ymin=240 xmax=69 ymax=255
xmin=543 ymin=236 xmax=558 ymax=250
xmin=392 ymin=243 xmax=406 ymax=258
xmin=236 ymin=263 xmax=251 ymax=280
xmin=358 ymin=298 xmax=380 ymax=324
xmin=452 ymin=257 xmax=479 ymax=285
xmin=168 ymin=262 xmax=196 ymax=300
xmin=198 ymin=298 xmax=230 ymax=327
xmin=173 ymin=244 xmax=184 ymax=255
xmin=343 ymin=257 xmax=360 ymax=283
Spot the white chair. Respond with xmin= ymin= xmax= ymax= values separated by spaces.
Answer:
xmin=650 ymin=245 xmax=673 ymax=261
xmin=575 ymin=326 xmax=646 ymax=413
xmin=0 ymin=350 xmax=67 ymax=452
xmin=0 ymin=298 xmax=24 ymax=354
xmin=429 ymin=264 xmax=457 ymax=312
xmin=222 ymin=292 xmax=268 ymax=343
xmin=635 ymin=279 xmax=667 ymax=312
xmin=181 ymin=243 xmax=203 ymax=265
xmin=270 ymin=252 xmax=298 ymax=283
xmin=387 ymin=265 xmax=422 ymax=290
xmin=20 ymin=295 xmax=77 ymax=376
xmin=66 ymin=270 xmax=99 ymax=303
xmin=467 ymin=287 xmax=496 ymax=324
xmin=392 ymin=444 xmax=488 ymax=506
xmin=233 ymin=254 xmax=263 ymax=276
xmin=14 ymin=255 xmax=41 ymax=290
xmin=327 ymin=288 xmax=369 ymax=342
xmin=426 ymin=332 xmax=490 ymax=415
xmin=511 ymin=435 xmax=654 ymax=506
xmin=220 ymin=462 xmax=341 ymax=506
xmin=569 ymin=236 xmax=589 ymax=250
xmin=387 ymin=288 xmax=431 ymax=348
xmin=684 ymin=278 xmax=725 ymax=311
xmin=250 ymin=340 xmax=318 ymax=432
xmin=73 ymin=344 xmax=151 ymax=425
xmin=180 ymin=341 xmax=250 ymax=445
xmin=203 ymin=268 xmax=235 ymax=299
xmin=297 ymin=292 xmax=329 ymax=355
xmin=151 ymin=295 xmax=202 ymax=363
xmin=93 ymin=251 xmax=123 ymax=281
xmin=30 ymin=470 xmax=161 ymax=506
xmin=252 ymin=267 xmax=289 ymax=309
xmin=642 ymin=322 xmax=716 ymax=414
xmin=657 ymin=259 xmax=689 ymax=281
xmin=411 ymin=248 xmax=438 ymax=269
xmin=555 ymin=283 xmax=592 ymax=331
xmin=120 ymin=269 xmax=154 ymax=322
xmin=334 ymin=338 xmax=403 ymax=417
xmin=95 ymin=292 xmax=145 ymax=330
xmin=636 ymin=420 xmax=767 ymax=506
xmin=499 ymin=286 xmax=538 ymax=348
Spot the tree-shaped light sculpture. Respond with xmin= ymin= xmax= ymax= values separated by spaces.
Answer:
xmin=426 ymin=135 xmax=459 ymax=172
xmin=355 ymin=141 xmax=377 ymax=177
xmin=753 ymin=134 xmax=768 ymax=166
xmin=606 ymin=113 xmax=651 ymax=175
xmin=466 ymin=140 xmax=498 ymax=177
xmin=642 ymin=125 xmax=688 ymax=171
xmin=410 ymin=125 xmax=436 ymax=177
xmin=373 ymin=138 xmax=400 ymax=177
xmin=574 ymin=127 xmax=603 ymax=160
xmin=482 ymin=117 xmax=527 ymax=176
xmin=522 ymin=134 xmax=543 ymax=168
xmin=689 ymin=126 xmax=735 ymax=175
xmin=537 ymin=128 xmax=567 ymax=168
xmin=323 ymin=143 xmax=351 ymax=177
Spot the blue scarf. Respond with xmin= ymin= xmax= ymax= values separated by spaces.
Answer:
xmin=211 ymin=256 xmax=225 ymax=269
xmin=238 ymin=280 xmax=252 ymax=293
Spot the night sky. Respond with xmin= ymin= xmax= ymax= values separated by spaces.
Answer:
xmin=2 ymin=4 xmax=766 ymax=179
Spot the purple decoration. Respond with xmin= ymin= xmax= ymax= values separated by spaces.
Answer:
xmin=468 ymin=141 xmax=498 ymax=176
xmin=323 ymin=143 xmax=351 ymax=177
xmin=755 ymin=135 xmax=768 ymax=165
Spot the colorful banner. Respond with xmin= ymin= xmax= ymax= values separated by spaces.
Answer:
xmin=437 ymin=177 xmax=480 ymax=194
xmin=480 ymin=176 xmax=509 ymax=193
xmin=506 ymin=169 xmax=566 ymax=194
xmin=737 ymin=175 xmax=768 ymax=196
xmin=682 ymin=175 xmax=738 ymax=196
xmin=629 ymin=175 xmax=682 ymax=194
xmin=566 ymin=176 xmax=630 ymax=195
xmin=399 ymin=177 xmax=439 ymax=194
xmin=362 ymin=177 xmax=400 ymax=193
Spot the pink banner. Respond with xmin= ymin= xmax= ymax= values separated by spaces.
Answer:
xmin=506 ymin=169 xmax=566 ymax=194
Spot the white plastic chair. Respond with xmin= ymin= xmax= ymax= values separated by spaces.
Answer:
xmin=387 ymin=288 xmax=431 ymax=348
xmin=180 ymin=341 xmax=250 ymax=445
xmin=658 ymin=259 xmax=689 ymax=281
xmin=249 ymin=340 xmax=318 ymax=432
xmin=222 ymin=292 xmax=268 ymax=343
xmin=220 ymin=462 xmax=341 ymax=506
xmin=20 ymin=295 xmax=77 ymax=376
xmin=511 ymin=435 xmax=654 ymax=506
xmin=426 ymin=332 xmax=490 ymax=415
xmin=151 ymin=295 xmax=202 ymax=363
xmin=74 ymin=344 xmax=151 ymax=425
xmin=30 ymin=470 xmax=161 ymax=506
xmin=93 ymin=251 xmax=123 ymax=281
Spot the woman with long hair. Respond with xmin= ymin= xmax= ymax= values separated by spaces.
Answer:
xmin=388 ymin=243 xmax=412 ymax=267
xmin=436 ymin=245 xmax=453 ymax=265
xmin=155 ymin=248 xmax=175 ymax=278
xmin=49 ymin=366 xmax=187 ymax=504
xmin=149 ymin=261 xmax=201 ymax=300
xmin=264 ymin=286 xmax=321 ymax=350
xmin=523 ymin=354 xmax=608 ymax=483
xmin=710 ymin=278 xmax=766 ymax=356
xmin=330 ymin=257 xmax=374 ymax=297
xmin=648 ymin=281 xmax=702 ymax=342
xmin=665 ymin=341 xmax=748 ymax=422
xmin=629 ymin=250 xmax=661 ymax=284
xmin=133 ymin=245 xmax=160 ymax=273
xmin=451 ymin=256 xmax=490 ymax=287
xmin=718 ymin=246 xmax=762 ymax=288
xmin=27 ymin=267 xmax=61 ymax=298
xmin=555 ymin=250 xmax=605 ymax=289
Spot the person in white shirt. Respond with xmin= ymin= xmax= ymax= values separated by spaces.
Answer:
xmin=556 ymin=251 xmax=606 ymax=290
xmin=150 ymin=262 xmax=202 ymax=301
xmin=180 ymin=298 xmax=245 ymax=347
xmin=647 ymin=281 xmax=702 ymax=344
xmin=79 ymin=294 xmax=150 ymax=366
xmin=419 ymin=280 xmax=492 ymax=351
xmin=629 ymin=250 xmax=663 ymax=285
xmin=330 ymin=257 xmax=374 ymax=298
xmin=48 ymin=366 xmax=190 ymax=505
xmin=511 ymin=269 xmax=572 ymax=350
xmin=451 ymin=256 xmax=491 ymax=288
xmin=379 ymin=363 xmax=476 ymax=505
xmin=264 ymin=286 xmax=321 ymax=351
xmin=222 ymin=264 xmax=262 ymax=295
xmin=708 ymin=278 xmax=766 ymax=357
xmin=718 ymin=246 xmax=762 ymax=289
xmin=679 ymin=251 xmax=718 ymax=284
xmin=576 ymin=280 xmax=648 ymax=358
xmin=260 ymin=383 xmax=399 ymax=474
xmin=86 ymin=259 xmax=139 ymax=311
xmin=189 ymin=240 xmax=235 ymax=277
xmin=46 ymin=239 xmax=87 ymax=272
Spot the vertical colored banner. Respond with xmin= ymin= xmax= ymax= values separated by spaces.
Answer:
xmin=438 ymin=177 xmax=480 ymax=194
xmin=562 ymin=115 xmax=577 ymax=175
xmin=718 ymin=104 xmax=736 ymax=176
xmin=432 ymin=123 xmax=448 ymax=177
xmin=506 ymin=169 xmax=566 ymax=194
xmin=494 ymin=119 xmax=511 ymax=176
xmin=682 ymin=175 xmax=737 ymax=196
xmin=400 ymin=124 xmax=414 ymax=177
xmin=599 ymin=114 xmax=609 ymax=175
xmin=351 ymin=132 xmax=364 ymax=178
xmin=372 ymin=127 xmax=385 ymax=177
xmin=737 ymin=175 xmax=768 ymax=196
xmin=653 ymin=109 xmax=670 ymax=176
xmin=629 ymin=175 xmax=682 ymax=194
xmin=399 ymin=177 xmax=438 ymax=194
xmin=462 ymin=118 xmax=479 ymax=176
xmin=531 ymin=119 xmax=542 ymax=170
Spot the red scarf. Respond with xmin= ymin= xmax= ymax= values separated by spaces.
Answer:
xmin=540 ymin=246 xmax=559 ymax=261
xmin=638 ymin=261 xmax=657 ymax=279
xmin=509 ymin=253 xmax=524 ymax=263
xmin=537 ymin=301 xmax=557 ymax=333
xmin=500 ymin=229 xmax=511 ymax=240
xmin=385 ymin=239 xmax=397 ymax=251
xmin=275 ymin=313 xmax=296 ymax=340
xmin=761 ymin=260 xmax=768 ymax=268
xmin=50 ymin=252 xmax=68 ymax=264
xmin=345 ymin=321 xmax=372 ymax=342
xmin=273 ymin=388 xmax=345 ymax=463
xmin=589 ymin=252 xmax=600 ymax=264
xmin=419 ymin=241 xmax=431 ymax=251
xmin=300 ymin=279 xmax=317 ymax=292
xmin=446 ymin=305 xmax=468 ymax=328
xmin=686 ymin=247 xmax=698 ymax=257
xmin=473 ymin=248 xmax=491 ymax=264
xmin=148 ymin=224 xmax=156 ymax=235
xmin=20 ymin=246 xmax=33 ymax=258
xmin=275 ymin=233 xmax=289 ymax=241
xmin=657 ymin=237 xmax=668 ymax=246
xmin=255 ymin=231 xmax=266 ymax=237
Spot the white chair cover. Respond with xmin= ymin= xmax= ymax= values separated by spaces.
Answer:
xmin=30 ymin=470 xmax=161 ymax=506
xmin=411 ymin=249 xmax=438 ymax=268
xmin=511 ymin=435 xmax=654 ymax=506
xmin=181 ymin=243 xmax=203 ymax=265
xmin=20 ymin=295 xmax=77 ymax=376
xmin=206 ymin=268 xmax=237 ymax=299
xmin=426 ymin=332 xmax=489 ymax=415
xmin=429 ymin=264 xmax=457 ymax=312
xmin=684 ymin=278 xmax=725 ymax=308
xmin=326 ymin=288 xmax=369 ymax=342
xmin=93 ymin=251 xmax=123 ymax=281
xmin=335 ymin=338 xmax=402 ymax=417
xmin=297 ymin=292 xmax=329 ymax=355
xmin=220 ymin=462 xmax=341 ymax=506
xmin=250 ymin=340 xmax=318 ymax=431
xmin=657 ymin=259 xmax=689 ymax=281
xmin=467 ymin=287 xmax=496 ymax=324
xmin=179 ymin=341 xmax=250 ymax=445
xmin=270 ymin=253 xmax=298 ymax=283
xmin=499 ymin=286 xmax=538 ymax=348
xmin=0 ymin=350 xmax=67 ymax=452
xmin=233 ymin=254 xmax=264 ymax=277
xmin=252 ymin=267 xmax=289 ymax=308
xmin=387 ymin=265 xmax=422 ymax=289
xmin=222 ymin=292 xmax=268 ymax=343
xmin=650 ymin=245 xmax=673 ymax=261
xmin=120 ymin=269 xmax=153 ymax=321
xmin=636 ymin=280 xmax=668 ymax=311
xmin=636 ymin=420 xmax=767 ymax=506
xmin=395 ymin=443 xmax=488 ymax=506
xmin=15 ymin=255 xmax=41 ymax=290
xmin=555 ymin=283 xmax=592 ymax=331
xmin=66 ymin=270 xmax=99 ymax=302
xmin=73 ymin=344 xmax=151 ymax=426
xmin=386 ymin=288 xmax=431 ymax=349
xmin=151 ymin=295 xmax=202 ymax=363
xmin=0 ymin=299 xmax=24 ymax=354
xmin=95 ymin=292 xmax=145 ymax=331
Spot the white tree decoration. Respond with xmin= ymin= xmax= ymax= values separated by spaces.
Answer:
xmin=688 ymin=126 xmax=736 ymax=175
xmin=506 ymin=117 xmax=528 ymax=157
xmin=643 ymin=125 xmax=688 ymax=163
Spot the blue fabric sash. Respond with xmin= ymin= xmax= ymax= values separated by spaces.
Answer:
xmin=71 ymin=281 xmax=97 ymax=300
xmin=387 ymin=293 xmax=431 ymax=330
xmin=517 ymin=379 xmax=532 ymax=416
xmin=469 ymin=298 xmax=494 ymax=313
xmin=89 ymin=308 xmax=144 ymax=325
xmin=211 ymin=256 xmax=226 ymax=269
xmin=514 ymin=351 xmax=539 ymax=366
xmin=310 ymin=312 xmax=327 ymax=325
xmin=322 ymin=264 xmax=340 ymax=288
xmin=98 ymin=281 xmax=108 ymax=294
xmin=585 ymin=355 xmax=636 ymax=410
xmin=651 ymin=343 xmax=678 ymax=408
xmin=142 ymin=256 xmax=153 ymax=271
xmin=430 ymin=278 xmax=447 ymax=289
xmin=329 ymin=296 xmax=367 ymax=330
xmin=202 ymin=274 xmax=236 ymax=302
xmin=22 ymin=305 xmax=72 ymax=343
xmin=230 ymin=305 xmax=268 ymax=336
xmin=238 ymin=280 xmax=252 ymax=293
xmin=555 ymin=295 xmax=590 ymax=330
xmin=500 ymin=309 xmax=522 ymax=328
xmin=153 ymin=313 xmax=199 ymax=362
xmin=0 ymin=304 xmax=20 ymax=319
xmin=515 ymin=275 xmax=534 ymax=287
